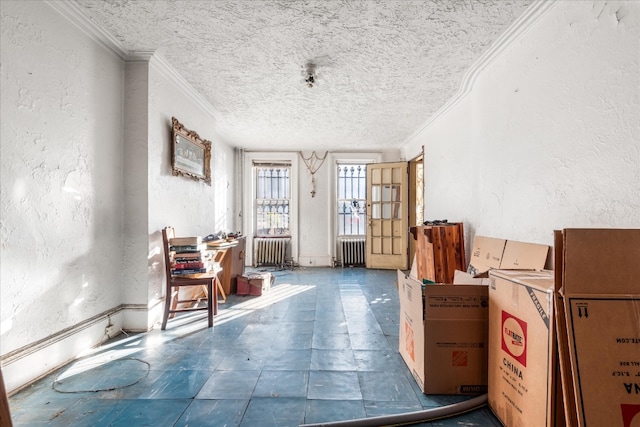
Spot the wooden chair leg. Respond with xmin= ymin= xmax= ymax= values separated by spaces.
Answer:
xmin=207 ymin=281 xmax=214 ymax=328
xmin=161 ymin=287 xmax=173 ymax=330
xmin=213 ymin=278 xmax=219 ymax=316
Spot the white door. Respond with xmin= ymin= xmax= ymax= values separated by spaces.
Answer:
xmin=366 ymin=162 xmax=408 ymax=270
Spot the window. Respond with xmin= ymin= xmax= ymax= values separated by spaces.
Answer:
xmin=337 ymin=163 xmax=366 ymax=236
xmin=254 ymin=162 xmax=291 ymax=237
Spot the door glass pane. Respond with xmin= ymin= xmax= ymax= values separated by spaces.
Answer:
xmin=382 ymin=185 xmax=391 ymax=202
xmin=382 ymin=203 xmax=391 ymax=219
xmin=372 ymin=203 xmax=381 ymax=219
xmin=392 ymin=202 xmax=401 ymax=219
xmin=371 ymin=185 xmax=381 ymax=202
xmin=390 ymin=184 xmax=401 ymax=202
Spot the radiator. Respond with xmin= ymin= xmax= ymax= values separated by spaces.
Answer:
xmin=340 ymin=238 xmax=366 ymax=267
xmin=254 ymin=237 xmax=290 ymax=267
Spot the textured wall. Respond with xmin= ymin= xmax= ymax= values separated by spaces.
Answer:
xmin=0 ymin=3 xmax=237 ymax=390
xmin=146 ymin=58 xmax=236 ymax=308
xmin=0 ymin=1 xmax=124 ymax=354
xmin=403 ymin=0 xmax=640 ymax=250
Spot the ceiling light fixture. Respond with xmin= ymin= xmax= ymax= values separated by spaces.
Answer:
xmin=302 ymin=62 xmax=317 ymax=88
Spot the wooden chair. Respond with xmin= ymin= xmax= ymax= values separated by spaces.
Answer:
xmin=161 ymin=226 xmax=219 ymax=330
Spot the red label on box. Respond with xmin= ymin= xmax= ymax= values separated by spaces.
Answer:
xmin=404 ymin=321 xmax=415 ymax=362
xmin=622 ymin=404 xmax=640 ymax=427
xmin=452 ymin=351 xmax=468 ymax=367
xmin=501 ymin=310 xmax=527 ymax=367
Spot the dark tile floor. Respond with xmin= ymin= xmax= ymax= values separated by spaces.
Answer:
xmin=8 ymin=267 xmax=501 ymax=426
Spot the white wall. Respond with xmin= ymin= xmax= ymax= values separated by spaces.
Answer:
xmin=146 ymin=56 xmax=235 ymax=314
xmin=402 ymin=0 xmax=640 ymax=254
xmin=0 ymin=1 xmax=124 ymax=391
xmin=0 ymin=4 xmax=237 ymax=393
xmin=243 ymin=151 xmax=394 ymax=267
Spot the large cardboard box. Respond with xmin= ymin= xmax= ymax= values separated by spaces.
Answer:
xmin=397 ymin=270 xmax=489 ymax=394
xmin=488 ymin=269 xmax=564 ymax=427
xmin=556 ymin=229 xmax=640 ymax=427
xmin=468 ymin=236 xmax=549 ymax=276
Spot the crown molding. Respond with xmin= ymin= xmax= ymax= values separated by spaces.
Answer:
xmin=45 ymin=0 xmax=127 ymax=60
xmin=401 ymin=0 xmax=558 ymax=148
xmin=145 ymin=53 xmax=218 ymax=121
xmin=46 ymin=1 xmax=218 ymax=121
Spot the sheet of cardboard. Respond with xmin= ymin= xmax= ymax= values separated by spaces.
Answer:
xmin=566 ymin=297 xmax=639 ymax=427
xmin=488 ymin=270 xmax=559 ymax=427
xmin=467 ymin=236 xmax=549 ymax=277
xmin=467 ymin=236 xmax=506 ymax=276
xmin=562 ymin=228 xmax=640 ymax=294
xmin=553 ymin=230 xmax=578 ymax=427
xmin=500 ymin=240 xmax=550 ymax=270
xmin=559 ymin=228 xmax=640 ymax=427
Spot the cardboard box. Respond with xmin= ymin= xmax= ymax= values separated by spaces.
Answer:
xmin=556 ymin=229 xmax=640 ymax=427
xmin=236 ymin=272 xmax=273 ymax=296
xmin=467 ymin=236 xmax=549 ymax=277
xmin=453 ymin=269 xmax=489 ymax=286
xmin=397 ymin=270 xmax=489 ymax=394
xmin=488 ymin=269 xmax=564 ymax=427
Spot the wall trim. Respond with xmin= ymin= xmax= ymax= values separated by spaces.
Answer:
xmin=401 ymin=0 xmax=558 ymax=148
xmin=144 ymin=52 xmax=219 ymax=120
xmin=44 ymin=0 xmax=127 ymax=60
xmin=46 ymin=1 xmax=219 ymax=121
xmin=1 ymin=304 xmax=146 ymax=365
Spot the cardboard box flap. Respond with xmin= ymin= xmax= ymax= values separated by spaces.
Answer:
xmin=500 ymin=240 xmax=549 ymax=270
xmin=467 ymin=236 xmax=506 ymax=276
xmin=453 ymin=270 xmax=489 ymax=286
xmin=562 ymin=228 xmax=640 ymax=295
xmin=489 ymin=269 xmax=555 ymax=294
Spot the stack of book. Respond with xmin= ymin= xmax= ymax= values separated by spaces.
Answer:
xmin=169 ymin=236 xmax=211 ymax=275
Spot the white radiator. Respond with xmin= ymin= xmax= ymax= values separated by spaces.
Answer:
xmin=340 ymin=238 xmax=366 ymax=267
xmin=254 ymin=237 xmax=290 ymax=267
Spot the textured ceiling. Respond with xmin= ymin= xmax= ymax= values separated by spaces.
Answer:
xmin=69 ymin=0 xmax=534 ymax=151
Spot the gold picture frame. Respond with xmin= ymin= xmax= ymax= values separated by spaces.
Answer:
xmin=171 ymin=117 xmax=211 ymax=185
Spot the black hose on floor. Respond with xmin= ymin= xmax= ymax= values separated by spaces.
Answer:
xmin=298 ymin=393 xmax=488 ymax=427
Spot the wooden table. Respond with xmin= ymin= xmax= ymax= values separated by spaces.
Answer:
xmin=207 ymin=236 xmax=246 ymax=295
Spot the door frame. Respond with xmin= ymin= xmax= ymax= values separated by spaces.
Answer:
xmin=408 ymin=149 xmax=424 ymax=265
